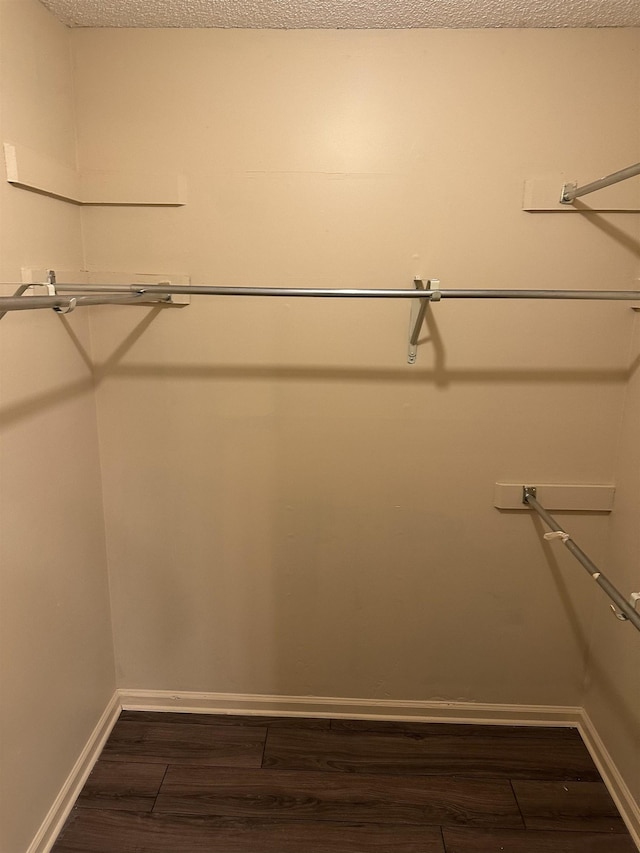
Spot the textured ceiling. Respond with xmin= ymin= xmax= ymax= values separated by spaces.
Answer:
xmin=39 ymin=0 xmax=640 ymax=28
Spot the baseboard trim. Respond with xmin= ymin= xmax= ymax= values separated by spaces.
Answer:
xmin=118 ymin=687 xmax=581 ymax=727
xmin=28 ymin=692 xmax=121 ymax=853
xmin=119 ymin=688 xmax=639 ymax=849
xmin=30 ymin=689 xmax=639 ymax=853
xmin=578 ymin=709 xmax=640 ymax=849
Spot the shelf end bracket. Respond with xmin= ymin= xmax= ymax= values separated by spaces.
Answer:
xmin=408 ymin=278 xmax=439 ymax=365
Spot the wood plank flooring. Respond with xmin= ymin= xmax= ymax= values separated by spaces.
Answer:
xmin=52 ymin=712 xmax=637 ymax=853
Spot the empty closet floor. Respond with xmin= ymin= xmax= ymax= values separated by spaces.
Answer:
xmin=52 ymin=711 xmax=636 ymax=852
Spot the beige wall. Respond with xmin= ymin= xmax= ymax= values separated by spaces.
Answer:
xmin=583 ymin=310 xmax=640 ymax=808
xmin=580 ymin=42 xmax=640 ymax=813
xmin=0 ymin=3 xmax=115 ymax=852
xmin=73 ymin=23 xmax=639 ymax=705
xmin=2 ymin=19 xmax=639 ymax=850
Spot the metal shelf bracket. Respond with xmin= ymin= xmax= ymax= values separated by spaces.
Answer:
xmin=408 ymin=278 xmax=440 ymax=365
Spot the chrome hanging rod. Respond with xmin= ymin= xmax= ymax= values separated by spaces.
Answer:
xmin=561 ymin=161 xmax=640 ymax=204
xmin=0 ymin=291 xmax=170 ymax=314
xmin=2 ymin=283 xmax=640 ymax=314
xmin=0 ymin=283 xmax=30 ymax=320
xmin=52 ymin=284 xmax=640 ymax=301
xmin=522 ymin=487 xmax=640 ymax=632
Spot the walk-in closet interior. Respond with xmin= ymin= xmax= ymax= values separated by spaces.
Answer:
xmin=1 ymin=0 xmax=639 ymax=850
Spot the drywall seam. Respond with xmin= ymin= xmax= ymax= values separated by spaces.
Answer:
xmin=26 ymin=692 xmax=120 ymax=853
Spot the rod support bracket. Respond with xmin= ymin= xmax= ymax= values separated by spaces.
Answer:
xmin=46 ymin=269 xmax=57 ymax=294
xmin=610 ymin=605 xmax=628 ymax=621
xmin=53 ymin=297 xmax=76 ymax=315
xmin=139 ymin=281 xmax=191 ymax=306
xmin=47 ymin=269 xmax=77 ymax=312
xmin=407 ymin=278 xmax=439 ymax=365
xmin=560 ymin=182 xmax=577 ymax=204
xmin=522 ymin=486 xmax=537 ymax=504
xmin=614 ymin=592 xmax=640 ymax=621
xmin=27 ymin=269 xmax=59 ymax=296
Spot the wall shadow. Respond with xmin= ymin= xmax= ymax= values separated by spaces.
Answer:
xmin=0 ymin=375 xmax=95 ymax=428
xmin=0 ymin=307 xmax=165 ymax=426
xmin=530 ymin=513 xmax=591 ymax=658
xmin=578 ymin=211 xmax=640 ymax=258
xmin=527 ymin=203 xmax=640 ymax=256
xmin=93 ymin=307 xmax=165 ymax=385
xmin=97 ymin=363 xmax=631 ymax=385
xmin=523 ymin=513 xmax=639 ymax=742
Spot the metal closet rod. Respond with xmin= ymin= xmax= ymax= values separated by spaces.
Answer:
xmin=561 ymin=161 xmax=640 ymax=203
xmin=2 ymin=284 xmax=640 ymax=314
xmin=0 ymin=292 xmax=170 ymax=312
xmin=522 ymin=488 xmax=640 ymax=632
xmin=52 ymin=283 xmax=640 ymax=300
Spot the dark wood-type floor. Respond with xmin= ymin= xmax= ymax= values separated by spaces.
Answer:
xmin=52 ymin=711 xmax=637 ymax=852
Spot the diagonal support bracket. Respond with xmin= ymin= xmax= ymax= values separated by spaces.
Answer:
xmin=408 ymin=278 xmax=439 ymax=365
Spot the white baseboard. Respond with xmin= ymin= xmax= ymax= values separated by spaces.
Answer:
xmin=119 ymin=687 xmax=582 ymax=727
xmin=119 ymin=688 xmax=639 ymax=850
xmin=578 ymin=709 xmax=640 ymax=849
xmin=28 ymin=692 xmax=121 ymax=853
xmin=32 ymin=689 xmax=639 ymax=853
